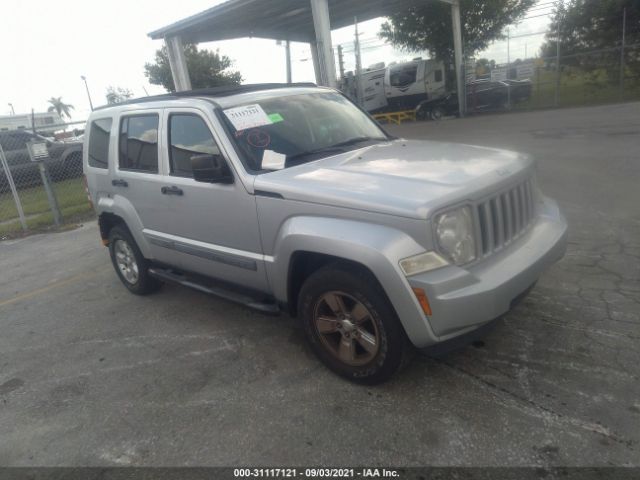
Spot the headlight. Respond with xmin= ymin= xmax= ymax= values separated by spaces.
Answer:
xmin=435 ymin=206 xmax=476 ymax=265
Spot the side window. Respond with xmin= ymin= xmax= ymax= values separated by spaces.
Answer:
xmin=119 ymin=115 xmax=159 ymax=173
xmin=168 ymin=114 xmax=221 ymax=177
xmin=390 ymin=64 xmax=418 ymax=88
xmin=88 ymin=118 xmax=112 ymax=169
xmin=2 ymin=132 xmax=31 ymax=152
xmin=434 ymin=69 xmax=443 ymax=83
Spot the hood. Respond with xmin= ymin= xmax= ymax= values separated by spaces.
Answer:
xmin=253 ymin=139 xmax=534 ymax=219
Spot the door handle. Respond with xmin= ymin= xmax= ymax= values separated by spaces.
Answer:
xmin=161 ymin=185 xmax=183 ymax=196
xmin=111 ymin=179 xmax=128 ymax=187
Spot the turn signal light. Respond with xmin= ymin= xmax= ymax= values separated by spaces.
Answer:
xmin=412 ymin=287 xmax=433 ymax=316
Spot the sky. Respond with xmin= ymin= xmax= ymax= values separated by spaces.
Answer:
xmin=0 ymin=0 xmax=553 ymax=122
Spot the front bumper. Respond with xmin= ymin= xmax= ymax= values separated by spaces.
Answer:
xmin=407 ymin=196 xmax=567 ymax=345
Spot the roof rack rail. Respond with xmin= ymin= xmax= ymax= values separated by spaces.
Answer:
xmin=94 ymin=83 xmax=318 ymax=110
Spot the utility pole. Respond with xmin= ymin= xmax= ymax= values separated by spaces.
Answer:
xmin=619 ymin=8 xmax=627 ymax=99
xmin=354 ymin=16 xmax=364 ymax=106
xmin=8 ymin=103 xmax=15 ymax=115
xmin=555 ymin=12 xmax=562 ymax=107
xmin=81 ymin=75 xmax=94 ymax=111
xmin=337 ymin=44 xmax=345 ymax=80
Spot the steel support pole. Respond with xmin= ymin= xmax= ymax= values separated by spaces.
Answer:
xmin=310 ymin=41 xmax=322 ymax=85
xmin=285 ymin=40 xmax=292 ymax=84
xmin=354 ymin=17 xmax=364 ymax=106
xmin=451 ymin=0 xmax=465 ymax=117
xmin=165 ymin=35 xmax=192 ymax=92
xmin=310 ymin=0 xmax=337 ymax=88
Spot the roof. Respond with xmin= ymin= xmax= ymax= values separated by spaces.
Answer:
xmin=148 ymin=0 xmax=428 ymax=43
xmin=94 ymin=83 xmax=318 ymax=110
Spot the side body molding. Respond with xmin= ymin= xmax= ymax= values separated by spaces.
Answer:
xmin=265 ymin=216 xmax=440 ymax=347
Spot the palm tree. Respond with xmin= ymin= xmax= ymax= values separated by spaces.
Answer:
xmin=47 ymin=97 xmax=74 ymax=119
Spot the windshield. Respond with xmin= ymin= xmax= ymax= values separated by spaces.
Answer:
xmin=219 ymin=91 xmax=388 ymax=172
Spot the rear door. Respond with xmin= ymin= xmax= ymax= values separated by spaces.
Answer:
xmin=154 ymin=107 xmax=269 ymax=292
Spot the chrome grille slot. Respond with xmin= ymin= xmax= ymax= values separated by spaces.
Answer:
xmin=476 ymin=178 xmax=536 ymax=257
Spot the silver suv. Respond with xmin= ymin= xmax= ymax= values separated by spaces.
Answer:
xmin=83 ymin=84 xmax=567 ymax=384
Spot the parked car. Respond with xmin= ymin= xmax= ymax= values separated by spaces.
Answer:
xmin=84 ymin=84 xmax=567 ymax=384
xmin=0 ymin=129 xmax=83 ymax=190
xmin=416 ymin=79 xmax=533 ymax=120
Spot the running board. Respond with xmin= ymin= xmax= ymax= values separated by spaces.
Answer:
xmin=148 ymin=267 xmax=280 ymax=315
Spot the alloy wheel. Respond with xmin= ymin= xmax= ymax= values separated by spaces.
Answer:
xmin=312 ymin=291 xmax=380 ymax=366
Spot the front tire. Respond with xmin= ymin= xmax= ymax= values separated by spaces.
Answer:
xmin=108 ymin=225 xmax=161 ymax=295
xmin=298 ymin=263 xmax=412 ymax=384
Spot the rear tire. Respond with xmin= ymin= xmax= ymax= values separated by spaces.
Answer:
xmin=108 ymin=225 xmax=161 ymax=295
xmin=430 ymin=107 xmax=444 ymax=120
xmin=298 ymin=263 xmax=412 ymax=384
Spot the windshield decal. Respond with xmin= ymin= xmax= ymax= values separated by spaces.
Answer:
xmin=247 ymin=129 xmax=271 ymax=148
xmin=268 ymin=113 xmax=284 ymax=124
xmin=223 ymin=104 xmax=272 ymax=131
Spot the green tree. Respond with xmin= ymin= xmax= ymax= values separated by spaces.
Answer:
xmin=47 ymin=96 xmax=74 ymax=119
xmin=541 ymin=0 xmax=639 ymax=60
xmin=379 ymin=0 xmax=536 ymax=63
xmin=144 ymin=44 xmax=242 ymax=92
xmin=540 ymin=0 xmax=639 ymax=83
xmin=106 ymin=86 xmax=133 ymax=105
xmin=476 ymin=57 xmax=496 ymax=76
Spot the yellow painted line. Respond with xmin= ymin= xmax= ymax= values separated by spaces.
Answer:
xmin=0 ymin=270 xmax=104 ymax=308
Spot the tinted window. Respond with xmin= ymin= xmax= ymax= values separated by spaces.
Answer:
xmin=88 ymin=118 xmax=112 ymax=169
xmin=169 ymin=114 xmax=220 ymax=177
xmin=434 ymin=69 xmax=443 ymax=83
xmin=119 ymin=115 xmax=158 ymax=172
xmin=390 ymin=64 xmax=418 ymax=88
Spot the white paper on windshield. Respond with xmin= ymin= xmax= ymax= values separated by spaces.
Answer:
xmin=262 ymin=150 xmax=286 ymax=170
xmin=223 ymin=104 xmax=271 ymax=131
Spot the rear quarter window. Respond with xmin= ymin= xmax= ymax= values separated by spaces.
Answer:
xmin=88 ymin=118 xmax=113 ymax=169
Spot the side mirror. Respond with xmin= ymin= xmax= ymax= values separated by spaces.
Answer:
xmin=190 ymin=154 xmax=233 ymax=184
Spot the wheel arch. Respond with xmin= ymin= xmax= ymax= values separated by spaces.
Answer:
xmin=267 ymin=216 xmax=438 ymax=347
xmin=96 ymin=195 xmax=151 ymax=257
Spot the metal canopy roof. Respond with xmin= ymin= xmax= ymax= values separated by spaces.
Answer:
xmin=148 ymin=0 xmax=428 ymax=43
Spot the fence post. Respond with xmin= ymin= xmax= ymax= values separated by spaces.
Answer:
xmin=619 ymin=8 xmax=627 ymax=99
xmin=507 ymin=29 xmax=512 ymax=109
xmin=27 ymin=141 xmax=62 ymax=226
xmin=555 ymin=16 xmax=562 ymax=107
xmin=0 ymin=142 xmax=28 ymax=231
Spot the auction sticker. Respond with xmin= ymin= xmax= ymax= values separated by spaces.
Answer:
xmin=224 ymin=104 xmax=272 ymax=131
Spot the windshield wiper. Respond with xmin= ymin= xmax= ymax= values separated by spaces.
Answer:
xmin=286 ymin=136 xmax=385 ymax=164
xmin=330 ymin=136 xmax=385 ymax=148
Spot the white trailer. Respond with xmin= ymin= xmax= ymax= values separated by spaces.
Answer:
xmin=384 ymin=59 xmax=446 ymax=111
xmin=0 ymin=112 xmax=63 ymax=133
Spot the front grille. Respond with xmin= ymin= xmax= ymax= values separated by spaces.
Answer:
xmin=476 ymin=178 xmax=536 ymax=256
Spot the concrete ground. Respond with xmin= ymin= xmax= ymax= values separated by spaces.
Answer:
xmin=1 ymin=103 xmax=639 ymax=467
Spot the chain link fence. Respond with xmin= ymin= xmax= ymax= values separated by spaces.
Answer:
xmin=335 ymin=3 xmax=640 ymax=117
xmin=465 ymin=48 xmax=640 ymax=116
xmin=0 ymin=120 xmax=93 ymax=238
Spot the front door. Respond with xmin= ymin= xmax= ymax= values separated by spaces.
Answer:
xmin=152 ymin=107 xmax=269 ymax=293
